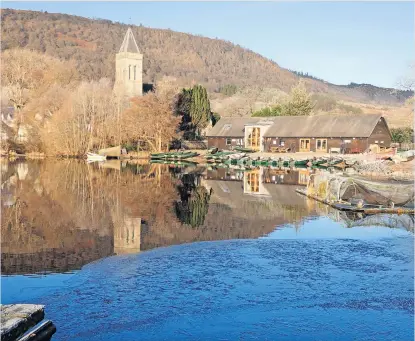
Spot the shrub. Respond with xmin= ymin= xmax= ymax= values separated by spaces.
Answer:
xmin=391 ymin=127 xmax=414 ymax=144
xmin=252 ymin=104 xmax=283 ymax=117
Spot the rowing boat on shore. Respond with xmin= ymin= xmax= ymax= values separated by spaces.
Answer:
xmin=150 ymin=151 xmax=199 ymax=160
xmin=86 ymin=152 xmax=106 ymax=161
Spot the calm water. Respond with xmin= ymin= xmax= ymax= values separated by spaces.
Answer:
xmin=1 ymin=159 xmax=414 ymax=340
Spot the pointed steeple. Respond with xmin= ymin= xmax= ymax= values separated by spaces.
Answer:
xmin=115 ymin=27 xmax=143 ymax=97
xmin=119 ymin=27 xmax=140 ymax=54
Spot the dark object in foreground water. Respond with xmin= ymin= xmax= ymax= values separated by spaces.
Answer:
xmin=0 ymin=304 xmax=56 ymax=341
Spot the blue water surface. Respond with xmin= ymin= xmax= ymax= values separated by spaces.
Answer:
xmin=2 ymin=217 xmax=414 ymax=341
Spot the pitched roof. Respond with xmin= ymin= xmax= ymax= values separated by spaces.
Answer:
xmin=205 ymin=180 xmax=310 ymax=216
xmin=206 ymin=117 xmax=277 ymax=137
xmin=206 ymin=114 xmax=385 ymax=138
xmin=119 ymin=28 xmax=141 ymax=54
xmin=263 ymin=114 xmax=384 ymax=138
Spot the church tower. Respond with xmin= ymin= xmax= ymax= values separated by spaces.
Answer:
xmin=115 ymin=28 xmax=143 ymax=97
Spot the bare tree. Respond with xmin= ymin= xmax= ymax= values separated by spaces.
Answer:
xmin=1 ymin=49 xmax=78 ymax=147
xmin=43 ymin=80 xmax=121 ymax=156
xmin=121 ymin=87 xmax=181 ymax=152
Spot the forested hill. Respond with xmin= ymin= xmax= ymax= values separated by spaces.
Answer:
xmin=1 ymin=9 xmax=412 ymax=104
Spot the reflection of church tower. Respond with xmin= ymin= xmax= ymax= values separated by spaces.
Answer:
xmin=114 ymin=216 xmax=142 ymax=255
xmin=114 ymin=28 xmax=143 ymax=97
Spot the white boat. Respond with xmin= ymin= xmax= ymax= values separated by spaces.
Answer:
xmin=86 ymin=152 xmax=107 ymax=161
xmin=229 ymin=153 xmax=246 ymax=160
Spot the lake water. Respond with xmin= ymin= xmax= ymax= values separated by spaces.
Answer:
xmin=1 ymin=159 xmax=414 ymax=340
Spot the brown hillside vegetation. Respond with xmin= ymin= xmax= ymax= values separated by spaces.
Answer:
xmin=1 ymin=8 xmax=412 ymax=106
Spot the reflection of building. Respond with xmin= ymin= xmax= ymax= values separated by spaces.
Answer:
xmin=205 ymin=168 xmax=244 ymax=181
xmin=202 ymin=177 xmax=317 ymax=228
xmin=114 ymin=217 xmax=142 ymax=255
xmin=244 ymin=169 xmax=263 ymax=195
xmin=263 ymin=168 xmax=312 ymax=186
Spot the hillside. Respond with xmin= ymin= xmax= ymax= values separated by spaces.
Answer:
xmin=1 ymin=8 xmax=412 ymax=106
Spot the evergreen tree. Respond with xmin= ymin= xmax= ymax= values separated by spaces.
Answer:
xmin=282 ymin=80 xmax=314 ymax=116
xmin=175 ymin=174 xmax=211 ymax=228
xmin=177 ymin=84 xmax=213 ymax=139
xmin=177 ymin=88 xmax=193 ymax=137
xmin=190 ymin=85 xmax=211 ymax=136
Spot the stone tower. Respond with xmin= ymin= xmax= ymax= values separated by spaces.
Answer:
xmin=115 ymin=28 xmax=143 ymax=97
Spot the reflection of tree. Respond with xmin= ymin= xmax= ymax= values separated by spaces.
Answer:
xmin=175 ymin=174 xmax=212 ymax=228
xmin=1 ymin=160 xmax=114 ymax=274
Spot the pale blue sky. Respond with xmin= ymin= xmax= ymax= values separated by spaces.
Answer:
xmin=4 ymin=1 xmax=414 ymax=88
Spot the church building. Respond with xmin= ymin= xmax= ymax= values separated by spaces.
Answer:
xmin=114 ymin=28 xmax=143 ymax=97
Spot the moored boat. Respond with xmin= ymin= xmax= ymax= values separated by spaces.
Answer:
xmin=86 ymin=152 xmax=107 ymax=161
xmin=293 ymin=159 xmax=309 ymax=166
xmin=229 ymin=153 xmax=246 ymax=160
xmin=312 ymin=157 xmax=328 ymax=166
xmin=150 ymin=151 xmax=198 ymax=160
xmin=233 ymin=146 xmax=255 ymax=153
xmin=150 ymin=159 xmax=198 ymax=166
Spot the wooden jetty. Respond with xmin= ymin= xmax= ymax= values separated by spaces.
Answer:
xmin=1 ymin=305 xmax=56 ymax=341
xmin=295 ymin=188 xmax=415 ymax=214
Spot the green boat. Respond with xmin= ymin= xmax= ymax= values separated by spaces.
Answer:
xmin=251 ymin=160 xmax=269 ymax=166
xmin=150 ymin=159 xmax=198 ymax=166
xmin=312 ymin=158 xmax=328 ymax=166
xmin=150 ymin=152 xmax=168 ymax=158
xmin=318 ymin=158 xmax=343 ymax=168
xmin=213 ymin=151 xmax=235 ymax=157
xmin=233 ymin=146 xmax=255 ymax=153
xmin=293 ymin=159 xmax=310 ymax=166
xmin=237 ymin=157 xmax=250 ymax=165
xmin=151 ymin=151 xmax=198 ymax=160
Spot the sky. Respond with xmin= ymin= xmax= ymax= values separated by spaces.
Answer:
xmin=3 ymin=1 xmax=414 ymax=88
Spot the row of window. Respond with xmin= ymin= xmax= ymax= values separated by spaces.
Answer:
xmin=226 ymin=138 xmax=243 ymax=146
